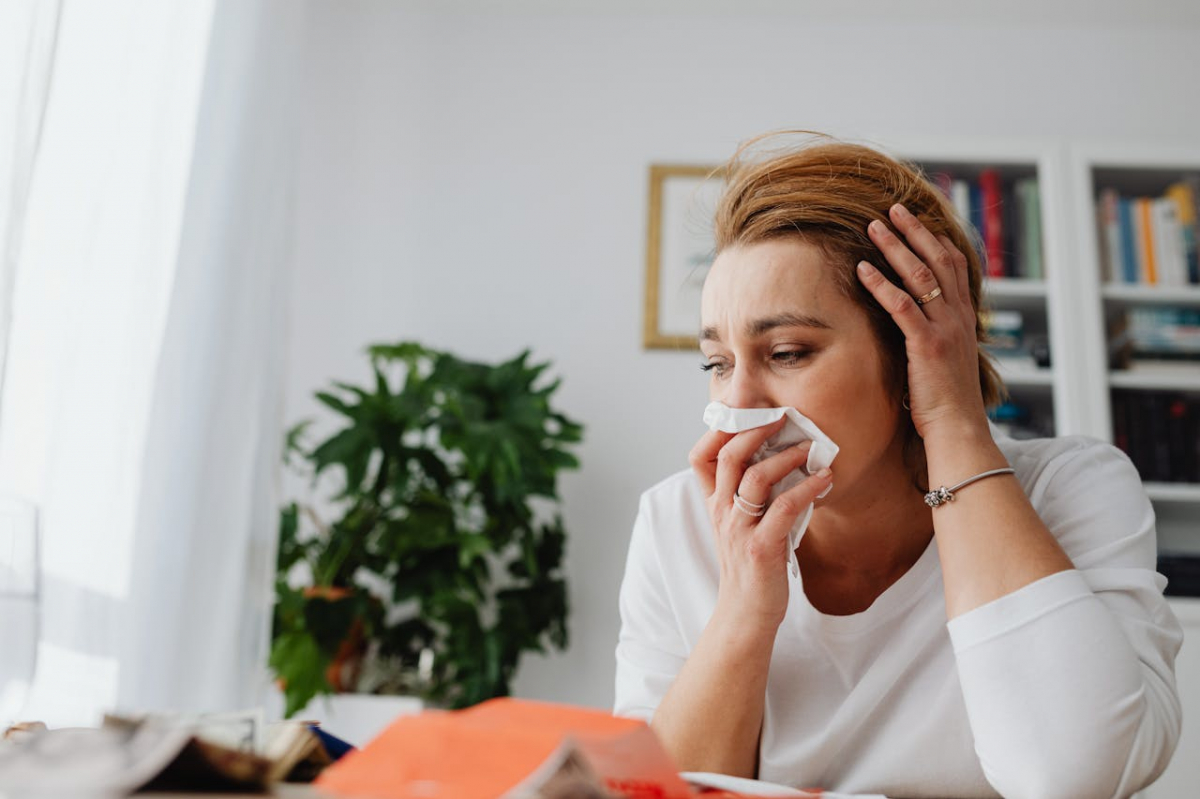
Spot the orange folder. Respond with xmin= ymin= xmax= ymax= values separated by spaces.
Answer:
xmin=315 ymin=697 xmax=697 ymax=799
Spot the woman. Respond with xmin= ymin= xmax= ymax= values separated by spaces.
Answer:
xmin=614 ymin=135 xmax=1182 ymax=798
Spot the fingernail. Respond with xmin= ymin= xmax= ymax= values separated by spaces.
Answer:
xmin=857 ymin=260 xmax=874 ymax=275
xmin=817 ymin=467 xmax=832 ymax=479
xmin=869 ymin=220 xmax=886 ymax=234
xmin=892 ymin=203 xmax=912 ymax=219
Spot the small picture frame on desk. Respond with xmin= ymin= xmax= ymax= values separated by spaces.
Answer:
xmin=643 ymin=164 xmax=724 ymax=350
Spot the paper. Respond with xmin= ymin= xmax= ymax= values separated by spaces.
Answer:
xmin=702 ymin=402 xmax=839 ymax=576
xmin=682 ymin=772 xmax=885 ymax=798
xmin=0 ymin=713 xmax=336 ymax=795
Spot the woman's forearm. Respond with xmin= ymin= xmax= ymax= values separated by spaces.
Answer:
xmin=650 ymin=604 xmax=777 ymax=777
xmin=924 ymin=422 xmax=1073 ymax=618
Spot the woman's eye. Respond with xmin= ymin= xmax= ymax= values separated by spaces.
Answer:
xmin=699 ymin=360 xmax=729 ymax=378
xmin=772 ymin=349 xmax=811 ymax=365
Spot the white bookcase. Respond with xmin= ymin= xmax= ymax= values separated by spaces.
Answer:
xmin=1067 ymin=143 xmax=1200 ymax=556
xmin=882 ymin=137 xmax=1200 ymax=548
xmin=890 ymin=139 xmax=1200 ymax=796
xmin=885 ymin=137 xmax=1088 ymax=441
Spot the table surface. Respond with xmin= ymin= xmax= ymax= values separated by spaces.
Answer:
xmin=142 ymin=787 xmax=319 ymax=798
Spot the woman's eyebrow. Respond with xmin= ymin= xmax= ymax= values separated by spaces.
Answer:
xmin=746 ymin=312 xmax=832 ymax=337
xmin=699 ymin=312 xmax=831 ymax=345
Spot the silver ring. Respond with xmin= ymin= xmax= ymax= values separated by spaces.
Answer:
xmin=915 ymin=286 xmax=942 ymax=305
xmin=733 ymin=493 xmax=767 ymax=517
xmin=734 ymin=490 xmax=766 ymax=510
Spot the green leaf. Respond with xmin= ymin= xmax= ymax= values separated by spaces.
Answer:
xmin=283 ymin=421 xmax=313 ymax=461
xmin=270 ymin=630 xmax=330 ymax=718
xmin=310 ymin=427 xmax=374 ymax=492
xmin=315 ymin=390 xmax=356 ymax=419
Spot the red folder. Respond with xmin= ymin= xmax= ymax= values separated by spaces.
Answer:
xmin=315 ymin=697 xmax=695 ymax=799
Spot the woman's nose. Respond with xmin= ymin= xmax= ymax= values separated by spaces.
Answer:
xmin=721 ymin=366 xmax=774 ymax=409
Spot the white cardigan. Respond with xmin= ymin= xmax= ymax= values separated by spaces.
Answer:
xmin=614 ymin=433 xmax=1182 ymax=798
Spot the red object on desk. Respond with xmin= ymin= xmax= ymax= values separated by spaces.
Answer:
xmin=315 ymin=697 xmax=696 ymax=799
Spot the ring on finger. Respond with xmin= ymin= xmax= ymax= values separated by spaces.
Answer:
xmin=915 ymin=286 xmax=943 ymax=305
xmin=734 ymin=489 xmax=766 ymax=510
xmin=733 ymin=493 xmax=767 ymax=517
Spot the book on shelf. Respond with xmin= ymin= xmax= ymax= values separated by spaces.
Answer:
xmin=983 ymin=309 xmax=1024 ymax=353
xmin=980 ymin=169 xmax=1006 ymax=278
xmin=989 ymin=398 xmax=1053 ymax=440
xmin=1166 ymin=180 xmax=1200 ymax=284
xmin=1111 ymin=389 xmax=1200 ymax=484
xmin=1109 ymin=306 xmax=1200 ymax=366
xmin=1096 ymin=176 xmax=1200 ymax=287
xmin=1014 ymin=177 xmax=1043 ymax=280
xmin=929 ymin=169 xmax=1042 ymax=280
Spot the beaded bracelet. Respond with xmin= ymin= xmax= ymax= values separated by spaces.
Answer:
xmin=924 ymin=467 xmax=1015 ymax=508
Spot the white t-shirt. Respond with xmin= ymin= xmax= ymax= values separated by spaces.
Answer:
xmin=614 ymin=433 xmax=1183 ymax=798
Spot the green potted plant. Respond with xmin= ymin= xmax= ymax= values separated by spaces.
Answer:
xmin=270 ymin=342 xmax=582 ymax=718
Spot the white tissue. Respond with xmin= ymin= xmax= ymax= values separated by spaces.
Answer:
xmin=702 ymin=401 xmax=840 ymax=575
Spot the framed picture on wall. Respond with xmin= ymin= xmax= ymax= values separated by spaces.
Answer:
xmin=643 ymin=164 xmax=725 ymax=349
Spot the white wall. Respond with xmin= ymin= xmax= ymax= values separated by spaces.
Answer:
xmin=286 ymin=0 xmax=1200 ymax=709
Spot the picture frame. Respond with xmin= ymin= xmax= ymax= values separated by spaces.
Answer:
xmin=643 ymin=164 xmax=725 ymax=349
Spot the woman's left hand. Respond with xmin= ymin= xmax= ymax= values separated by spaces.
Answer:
xmin=856 ymin=203 xmax=989 ymax=441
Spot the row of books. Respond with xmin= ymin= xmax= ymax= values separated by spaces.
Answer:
xmin=1112 ymin=390 xmax=1200 ymax=484
xmin=1108 ymin=306 xmax=1200 ymax=366
xmin=1097 ymin=179 xmax=1200 ymax=287
xmin=988 ymin=398 xmax=1053 ymax=440
xmin=930 ymin=171 xmax=1043 ymax=281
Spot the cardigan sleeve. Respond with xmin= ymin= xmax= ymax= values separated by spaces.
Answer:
xmin=613 ymin=492 xmax=690 ymax=721
xmin=947 ymin=441 xmax=1183 ymax=799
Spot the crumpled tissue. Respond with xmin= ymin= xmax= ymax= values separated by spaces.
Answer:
xmin=702 ymin=401 xmax=840 ymax=576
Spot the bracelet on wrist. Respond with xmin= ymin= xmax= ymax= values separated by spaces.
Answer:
xmin=924 ymin=467 xmax=1015 ymax=508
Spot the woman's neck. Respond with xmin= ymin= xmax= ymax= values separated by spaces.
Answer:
xmin=798 ymin=450 xmax=933 ymax=615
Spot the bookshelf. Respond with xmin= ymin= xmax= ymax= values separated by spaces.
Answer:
xmin=1068 ymin=142 xmax=1200 ymax=558
xmin=881 ymin=138 xmax=1200 ymax=553
xmin=887 ymin=138 xmax=1077 ymax=441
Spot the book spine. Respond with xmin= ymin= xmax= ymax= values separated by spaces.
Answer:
xmin=1119 ymin=197 xmax=1138 ymax=284
xmin=1024 ymin=179 xmax=1043 ymax=280
xmin=951 ymin=179 xmax=971 ymax=227
xmin=1129 ymin=391 xmax=1152 ymax=480
xmin=1166 ymin=181 xmax=1199 ymax=286
xmin=1112 ymin=391 xmax=1130 ymax=458
xmin=1191 ymin=397 xmax=1200 ymax=483
xmin=1011 ymin=181 xmax=1028 ymax=279
xmin=932 ymin=172 xmax=954 ymax=201
xmin=980 ymin=170 xmax=1006 ymax=278
xmin=1149 ymin=393 xmax=1172 ymax=482
xmin=970 ymin=183 xmax=985 ymax=254
xmin=1138 ymin=197 xmax=1158 ymax=285
xmin=1186 ymin=176 xmax=1200 ymax=284
xmin=1154 ymin=198 xmax=1184 ymax=287
xmin=1167 ymin=395 xmax=1190 ymax=483
xmin=1099 ymin=188 xmax=1121 ymax=284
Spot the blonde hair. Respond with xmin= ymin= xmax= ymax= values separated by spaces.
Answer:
xmin=712 ymin=132 xmax=1003 ymax=487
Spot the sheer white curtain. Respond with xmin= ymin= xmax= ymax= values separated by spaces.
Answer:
xmin=0 ymin=0 xmax=304 ymax=725
xmin=0 ymin=0 xmax=60 ymax=390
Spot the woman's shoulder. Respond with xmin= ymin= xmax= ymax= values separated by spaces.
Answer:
xmin=639 ymin=467 xmax=706 ymax=511
xmin=996 ymin=432 xmax=1155 ymax=567
xmin=996 ymin=432 xmax=1139 ymax=497
xmin=634 ymin=468 xmax=716 ymax=560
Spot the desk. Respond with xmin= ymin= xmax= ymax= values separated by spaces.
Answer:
xmin=142 ymin=788 xmax=319 ymax=799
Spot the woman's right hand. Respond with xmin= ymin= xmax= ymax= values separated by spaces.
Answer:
xmin=690 ymin=418 xmax=833 ymax=637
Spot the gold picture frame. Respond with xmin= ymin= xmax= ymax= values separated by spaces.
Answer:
xmin=643 ymin=164 xmax=724 ymax=350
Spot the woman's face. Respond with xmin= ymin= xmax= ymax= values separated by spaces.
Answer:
xmin=699 ymin=237 xmax=906 ymax=502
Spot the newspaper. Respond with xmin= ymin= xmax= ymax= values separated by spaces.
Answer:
xmin=0 ymin=710 xmax=332 ymax=796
